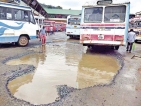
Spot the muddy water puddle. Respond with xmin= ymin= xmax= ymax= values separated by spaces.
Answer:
xmin=7 ymin=44 xmax=120 ymax=105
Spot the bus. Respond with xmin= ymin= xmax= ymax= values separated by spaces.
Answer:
xmin=80 ymin=0 xmax=130 ymax=50
xmin=43 ymin=20 xmax=56 ymax=32
xmin=55 ymin=22 xmax=66 ymax=31
xmin=34 ymin=16 xmax=45 ymax=32
xmin=129 ymin=17 xmax=141 ymax=42
xmin=66 ymin=15 xmax=81 ymax=38
xmin=0 ymin=2 xmax=38 ymax=47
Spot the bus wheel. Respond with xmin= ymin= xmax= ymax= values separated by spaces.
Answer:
xmin=115 ymin=46 xmax=119 ymax=50
xmin=18 ymin=36 xmax=29 ymax=47
xmin=135 ymin=40 xmax=138 ymax=43
xmin=110 ymin=46 xmax=114 ymax=50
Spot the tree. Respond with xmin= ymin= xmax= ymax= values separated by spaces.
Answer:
xmin=40 ymin=3 xmax=63 ymax=9
xmin=56 ymin=6 xmax=63 ymax=9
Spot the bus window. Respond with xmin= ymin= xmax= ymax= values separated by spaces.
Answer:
xmin=22 ymin=11 xmax=29 ymax=21
xmin=14 ymin=9 xmax=22 ymax=20
xmin=68 ymin=18 xmax=80 ymax=25
xmin=104 ymin=6 xmax=126 ymax=23
xmin=39 ymin=19 xmax=43 ymax=25
xmin=44 ymin=22 xmax=50 ymax=26
xmin=84 ymin=7 xmax=103 ymax=22
xmin=35 ymin=18 xmax=38 ymax=23
xmin=14 ymin=9 xmax=28 ymax=21
xmin=6 ymin=8 xmax=12 ymax=20
xmin=30 ymin=12 xmax=35 ymax=24
xmin=0 ymin=7 xmax=6 ymax=19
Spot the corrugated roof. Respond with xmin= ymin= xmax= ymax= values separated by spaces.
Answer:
xmin=42 ymin=5 xmax=81 ymax=15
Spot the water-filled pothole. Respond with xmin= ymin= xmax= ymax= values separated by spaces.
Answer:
xmin=7 ymin=44 xmax=120 ymax=105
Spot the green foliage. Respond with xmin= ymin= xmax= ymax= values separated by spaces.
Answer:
xmin=40 ymin=3 xmax=63 ymax=9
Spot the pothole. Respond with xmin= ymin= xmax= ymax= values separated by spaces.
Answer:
xmin=6 ymin=44 xmax=121 ymax=105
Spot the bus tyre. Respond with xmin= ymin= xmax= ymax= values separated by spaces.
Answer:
xmin=110 ymin=46 xmax=114 ymax=50
xmin=115 ymin=46 xmax=119 ymax=50
xmin=18 ymin=36 xmax=29 ymax=47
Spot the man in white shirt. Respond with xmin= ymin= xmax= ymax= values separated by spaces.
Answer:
xmin=126 ymin=29 xmax=136 ymax=53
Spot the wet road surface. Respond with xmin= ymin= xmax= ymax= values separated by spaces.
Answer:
xmin=6 ymin=41 xmax=120 ymax=105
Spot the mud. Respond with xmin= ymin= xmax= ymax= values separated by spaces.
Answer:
xmin=6 ymin=43 xmax=120 ymax=105
xmin=0 ymin=32 xmax=141 ymax=106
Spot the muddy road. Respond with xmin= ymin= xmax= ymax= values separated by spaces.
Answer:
xmin=0 ymin=32 xmax=141 ymax=106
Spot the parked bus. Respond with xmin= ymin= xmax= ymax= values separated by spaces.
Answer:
xmin=66 ymin=15 xmax=81 ymax=38
xmin=55 ymin=22 xmax=66 ymax=31
xmin=80 ymin=0 xmax=130 ymax=50
xmin=34 ymin=16 xmax=45 ymax=30
xmin=34 ymin=16 xmax=45 ymax=37
xmin=0 ymin=2 xmax=38 ymax=47
xmin=43 ymin=20 xmax=56 ymax=32
xmin=129 ymin=17 xmax=141 ymax=42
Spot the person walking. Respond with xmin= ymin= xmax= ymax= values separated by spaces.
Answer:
xmin=126 ymin=29 xmax=136 ymax=53
xmin=40 ymin=26 xmax=47 ymax=45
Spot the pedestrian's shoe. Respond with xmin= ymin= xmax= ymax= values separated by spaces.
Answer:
xmin=129 ymin=51 xmax=131 ymax=53
xmin=126 ymin=50 xmax=128 ymax=52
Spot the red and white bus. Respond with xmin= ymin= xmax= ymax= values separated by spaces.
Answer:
xmin=80 ymin=0 xmax=130 ymax=50
xmin=55 ymin=22 xmax=66 ymax=31
xmin=43 ymin=20 xmax=56 ymax=32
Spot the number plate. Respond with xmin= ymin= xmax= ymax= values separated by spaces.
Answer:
xmin=98 ymin=34 xmax=104 ymax=40
xmin=74 ymin=26 xmax=77 ymax=28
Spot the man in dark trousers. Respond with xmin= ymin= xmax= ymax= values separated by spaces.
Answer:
xmin=126 ymin=29 xmax=136 ymax=53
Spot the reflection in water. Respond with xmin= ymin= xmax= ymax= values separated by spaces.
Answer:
xmin=7 ymin=44 xmax=120 ymax=105
xmin=77 ymin=54 xmax=119 ymax=88
xmin=8 ymin=73 xmax=34 ymax=95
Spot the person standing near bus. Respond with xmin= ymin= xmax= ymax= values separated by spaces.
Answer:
xmin=126 ymin=29 xmax=136 ymax=53
xmin=50 ymin=26 xmax=53 ymax=35
xmin=40 ymin=26 xmax=47 ymax=45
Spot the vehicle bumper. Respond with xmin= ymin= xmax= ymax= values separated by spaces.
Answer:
xmin=135 ymin=36 xmax=141 ymax=40
xmin=80 ymin=40 xmax=125 ymax=46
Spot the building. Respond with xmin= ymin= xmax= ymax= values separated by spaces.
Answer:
xmin=41 ymin=5 xmax=81 ymax=22
xmin=1 ymin=0 xmax=81 ymax=22
xmin=21 ymin=0 xmax=47 ymax=18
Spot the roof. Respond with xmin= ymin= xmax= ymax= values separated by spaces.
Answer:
xmin=42 ymin=5 xmax=81 ymax=15
xmin=0 ymin=2 xmax=31 ymax=10
xmin=83 ymin=0 xmax=130 ymax=7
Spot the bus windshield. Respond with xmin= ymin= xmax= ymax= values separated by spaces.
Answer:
xmin=44 ymin=22 xmax=50 ymax=26
xmin=84 ymin=7 xmax=103 ymax=23
xmin=104 ymin=5 xmax=126 ymax=23
xmin=68 ymin=18 xmax=80 ymax=25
